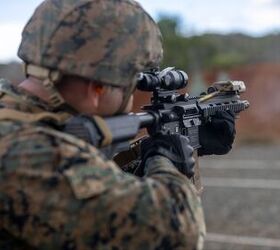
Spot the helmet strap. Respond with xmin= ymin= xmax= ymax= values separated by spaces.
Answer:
xmin=23 ymin=64 xmax=65 ymax=108
xmin=42 ymin=78 xmax=65 ymax=107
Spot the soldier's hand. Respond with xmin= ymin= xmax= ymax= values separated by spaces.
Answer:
xmin=198 ymin=110 xmax=236 ymax=156
xmin=140 ymin=134 xmax=195 ymax=178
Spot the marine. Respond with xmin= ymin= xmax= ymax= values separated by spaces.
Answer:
xmin=0 ymin=0 xmax=235 ymax=249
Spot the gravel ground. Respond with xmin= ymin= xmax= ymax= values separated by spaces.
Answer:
xmin=199 ymin=144 xmax=280 ymax=249
xmin=205 ymin=242 xmax=277 ymax=250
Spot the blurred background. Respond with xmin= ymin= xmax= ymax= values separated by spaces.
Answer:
xmin=0 ymin=0 xmax=280 ymax=249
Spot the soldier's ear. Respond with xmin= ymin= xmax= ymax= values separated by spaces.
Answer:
xmin=87 ymin=83 xmax=102 ymax=108
xmin=87 ymin=83 xmax=105 ymax=109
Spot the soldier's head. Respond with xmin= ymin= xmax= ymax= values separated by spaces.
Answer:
xmin=18 ymin=0 xmax=163 ymax=115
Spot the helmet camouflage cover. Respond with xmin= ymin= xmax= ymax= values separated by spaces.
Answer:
xmin=18 ymin=0 xmax=163 ymax=88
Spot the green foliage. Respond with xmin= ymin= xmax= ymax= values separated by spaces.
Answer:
xmin=157 ymin=16 xmax=280 ymax=73
xmin=157 ymin=16 xmax=180 ymax=37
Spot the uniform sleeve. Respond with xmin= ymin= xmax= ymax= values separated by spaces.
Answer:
xmin=0 ymin=127 xmax=205 ymax=250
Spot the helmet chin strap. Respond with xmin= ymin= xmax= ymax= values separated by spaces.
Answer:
xmin=23 ymin=64 xmax=65 ymax=108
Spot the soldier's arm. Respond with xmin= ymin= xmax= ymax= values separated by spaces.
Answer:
xmin=0 ymin=127 xmax=205 ymax=250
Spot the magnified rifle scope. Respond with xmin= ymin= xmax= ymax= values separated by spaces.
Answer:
xmin=137 ymin=67 xmax=188 ymax=91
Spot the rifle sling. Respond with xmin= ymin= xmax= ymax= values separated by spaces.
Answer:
xmin=93 ymin=116 xmax=113 ymax=147
xmin=192 ymin=151 xmax=203 ymax=195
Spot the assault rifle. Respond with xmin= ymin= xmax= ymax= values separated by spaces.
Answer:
xmin=64 ymin=67 xmax=249 ymax=191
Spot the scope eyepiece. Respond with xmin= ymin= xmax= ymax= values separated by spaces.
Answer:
xmin=137 ymin=67 xmax=188 ymax=91
xmin=137 ymin=72 xmax=160 ymax=91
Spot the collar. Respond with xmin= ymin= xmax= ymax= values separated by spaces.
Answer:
xmin=0 ymin=79 xmax=52 ymax=113
xmin=0 ymin=79 xmax=74 ymax=126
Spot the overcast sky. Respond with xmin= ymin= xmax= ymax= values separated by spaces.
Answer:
xmin=0 ymin=0 xmax=279 ymax=62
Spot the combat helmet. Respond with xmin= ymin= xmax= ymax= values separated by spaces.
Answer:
xmin=18 ymin=0 xmax=163 ymax=110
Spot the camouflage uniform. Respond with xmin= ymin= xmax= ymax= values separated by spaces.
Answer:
xmin=0 ymin=0 xmax=206 ymax=249
xmin=0 ymin=79 xmax=205 ymax=249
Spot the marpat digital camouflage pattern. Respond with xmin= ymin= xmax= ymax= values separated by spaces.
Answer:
xmin=0 ymin=80 xmax=205 ymax=249
xmin=1 ymin=0 xmax=206 ymax=248
xmin=18 ymin=0 xmax=163 ymax=88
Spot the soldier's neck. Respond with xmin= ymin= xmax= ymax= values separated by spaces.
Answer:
xmin=19 ymin=77 xmax=51 ymax=103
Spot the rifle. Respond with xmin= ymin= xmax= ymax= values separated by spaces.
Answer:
xmin=64 ymin=67 xmax=249 ymax=191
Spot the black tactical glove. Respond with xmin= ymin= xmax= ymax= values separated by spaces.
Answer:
xmin=140 ymin=134 xmax=195 ymax=178
xmin=198 ymin=110 xmax=236 ymax=156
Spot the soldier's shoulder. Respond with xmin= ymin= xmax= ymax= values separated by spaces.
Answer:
xmin=0 ymin=123 xmax=121 ymax=200
xmin=0 ymin=123 xmax=108 ymax=171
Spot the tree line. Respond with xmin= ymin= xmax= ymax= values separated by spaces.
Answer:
xmin=158 ymin=16 xmax=280 ymax=74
